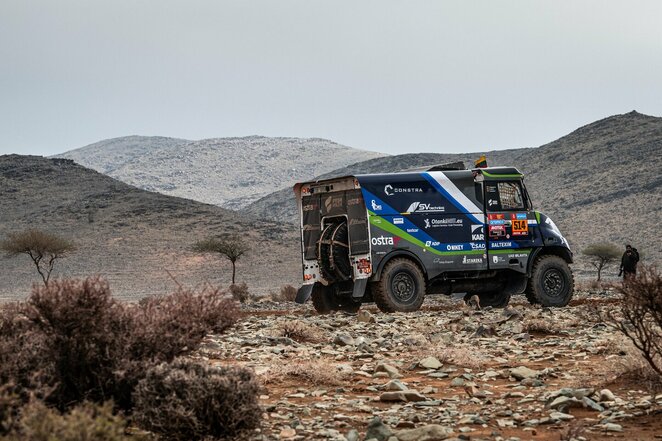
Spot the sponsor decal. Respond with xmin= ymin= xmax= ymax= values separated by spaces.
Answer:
xmin=488 ymin=214 xmax=505 ymax=219
xmin=470 ymin=242 xmax=486 ymax=250
xmin=384 ymin=185 xmax=422 ymax=196
xmin=371 ymin=236 xmax=394 ymax=246
xmin=405 ymin=202 xmax=445 ymax=213
xmin=490 ymin=241 xmax=513 ymax=249
xmin=462 ymin=255 xmax=483 ymax=264
xmin=302 ymin=204 xmax=315 ymax=212
xmin=433 ymin=258 xmax=453 ymax=265
xmin=471 ymin=224 xmax=485 ymax=241
xmin=515 ymin=213 xmax=527 ymax=220
xmin=489 ymin=219 xmax=505 ymax=225
xmin=406 ymin=228 xmax=419 ymax=233
xmin=446 ymin=244 xmax=464 ymax=251
xmin=488 ymin=199 xmax=498 ymax=207
xmin=492 ymin=255 xmax=501 ymax=264
xmin=508 ymin=253 xmax=529 ymax=258
xmin=349 ymin=218 xmax=366 ymax=226
xmin=346 ymin=197 xmax=361 ymax=206
xmin=371 ymin=200 xmax=383 ymax=211
xmin=393 ymin=217 xmax=404 ymax=225
xmin=424 ymin=217 xmax=463 ymax=229
xmin=425 ymin=240 xmax=441 ymax=247
xmin=489 ymin=225 xmax=506 ymax=237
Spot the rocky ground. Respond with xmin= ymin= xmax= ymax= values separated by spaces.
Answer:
xmin=199 ymin=291 xmax=662 ymax=441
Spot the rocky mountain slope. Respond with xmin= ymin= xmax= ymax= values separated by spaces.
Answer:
xmin=245 ymin=111 xmax=662 ymax=265
xmin=0 ymin=155 xmax=300 ymax=301
xmin=56 ymin=136 xmax=384 ymax=210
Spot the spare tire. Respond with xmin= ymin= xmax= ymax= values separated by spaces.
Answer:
xmin=317 ymin=221 xmax=351 ymax=283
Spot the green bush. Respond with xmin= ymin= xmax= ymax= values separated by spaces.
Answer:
xmin=133 ymin=360 xmax=261 ymax=440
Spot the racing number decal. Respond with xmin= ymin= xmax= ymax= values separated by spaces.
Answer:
xmin=512 ymin=213 xmax=529 ymax=236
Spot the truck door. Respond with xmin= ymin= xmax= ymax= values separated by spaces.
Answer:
xmin=484 ymin=180 xmax=534 ymax=273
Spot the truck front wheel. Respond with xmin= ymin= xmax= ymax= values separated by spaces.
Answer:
xmin=528 ymin=255 xmax=574 ymax=307
xmin=372 ymin=258 xmax=426 ymax=313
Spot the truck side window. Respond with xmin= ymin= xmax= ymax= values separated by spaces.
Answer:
xmin=498 ymin=182 xmax=525 ymax=210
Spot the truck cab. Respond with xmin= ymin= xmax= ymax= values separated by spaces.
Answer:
xmin=294 ymin=163 xmax=574 ymax=313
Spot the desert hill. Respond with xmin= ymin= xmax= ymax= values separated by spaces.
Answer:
xmin=0 ymin=155 xmax=300 ymax=301
xmin=245 ymin=111 xmax=662 ymax=265
xmin=56 ymin=136 xmax=384 ymax=210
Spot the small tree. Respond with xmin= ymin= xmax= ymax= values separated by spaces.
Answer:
xmin=582 ymin=242 xmax=621 ymax=281
xmin=193 ymin=236 xmax=249 ymax=285
xmin=0 ymin=229 xmax=75 ymax=285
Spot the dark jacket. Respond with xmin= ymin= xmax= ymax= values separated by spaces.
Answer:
xmin=621 ymin=249 xmax=639 ymax=272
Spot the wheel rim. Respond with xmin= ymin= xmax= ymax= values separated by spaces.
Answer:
xmin=542 ymin=268 xmax=565 ymax=297
xmin=391 ymin=272 xmax=416 ymax=303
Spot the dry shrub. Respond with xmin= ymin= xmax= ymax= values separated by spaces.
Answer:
xmin=133 ymin=360 xmax=260 ymax=441
xmin=0 ymin=304 xmax=48 ymax=403
xmin=271 ymin=285 xmax=297 ymax=302
xmin=274 ymin=320 xmax=325 ymax=343
xmin=522 ymin=318 xmax=557 ymax=334
xmin=605 ymin=266 xmax=662 ymax=378
xmin=2 ymin=400 xmax=138 ymax=441
xmin=3 ymin=277 xmax=240 ymax=412
xmin=575 ymin=279 xmax=602 ymax=292
xmin=265 ymin=360 xmax=344 ymax=386
xmin=0 ymin=386 xmax=22 ymax=436
xmin=436 ymin=345 xmax=488 ymax=369
xmin=229 ymin=283 xmax=250 ymax=303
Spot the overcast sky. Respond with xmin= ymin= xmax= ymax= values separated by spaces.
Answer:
xmin=1 ymin=1 xmax=661 ymax=156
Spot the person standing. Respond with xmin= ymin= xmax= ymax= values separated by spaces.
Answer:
xmin=619 ymin=244 xmax=639 ymax=279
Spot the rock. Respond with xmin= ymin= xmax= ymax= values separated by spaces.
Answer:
xmin=334 ymin=334 xmax=355 ymax=346
xmin=602 ymin=423 xmax=623 ymax=432
xmin=375 ymin=363 xmax=401 ymax=379
xmin=509 ymin=366 xmax=540 ymax=380
xmin=547 ymin=396 xmax=577 ymax=410
xmin=403 ymin=390 xmax=428 ymax=402
xmin=450 ymin=377 xmax=465 ymax=387
xmin=472 ymin=324 xmax=497 ymax=337
xmin=346 ymin=429 xmax=360 ymax=441
xmin=394 ymin=424 xmax=453 ymax=441
xmin=380 ymin=391 xmax=408 ymax=402
xmin=419 ymin=356 xmax=442 ymax=370
xmin=549 ymin=411 xmax=574 ymax=421
xmin=380 ymin=390 xmax=427 ymax=402
xmin=279 ymin=427 xmax=297 ymax=438
xmin=582 ymin=396 xmax=604 ymax=412
xmin=365 ymin=417 xmax=393 ymax=441
xmin=599 ymin=388 xmax=616 ymax=402
xmin=383 ymin=379 xmax=409 ymax=391
xmin=357 ymin=310 xmax=376 ymax=323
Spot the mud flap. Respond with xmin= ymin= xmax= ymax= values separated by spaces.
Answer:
xmin=352 ymin=278 xmax=368 ymax=299
xmin=504 ymin=273 xmax=528 ymax=296
xmin=295 ymin=284 xmax=314 ymax=304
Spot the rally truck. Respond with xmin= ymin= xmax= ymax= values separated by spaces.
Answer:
xmin=293 ymin=163 xmax=574 ymax=313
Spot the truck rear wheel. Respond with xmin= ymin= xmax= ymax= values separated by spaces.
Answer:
xmin=311 ymin=283 xmax=361 ymax=314
xmin=372 ymin=258 xmax=426 ymax=313
xmin=528 ymin=255 xmax=574 ymax=307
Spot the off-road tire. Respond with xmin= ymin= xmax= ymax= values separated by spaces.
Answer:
xmin=311 ymin=284 xmax=335 ymax=314
xmin=528 ymin=255 xmax=574 ymax=307
xmin=371 ymin=258 xmax=426 ymax=313
xmin=524 ymin=280 xmax=539 ymax=305
xmin=311 ymin=283 xmax=361 ymax=314
xmin=317 ymin=222 xmax=351 ymax=283
xmin=479 ymin=291 xmax=511 ymax=308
